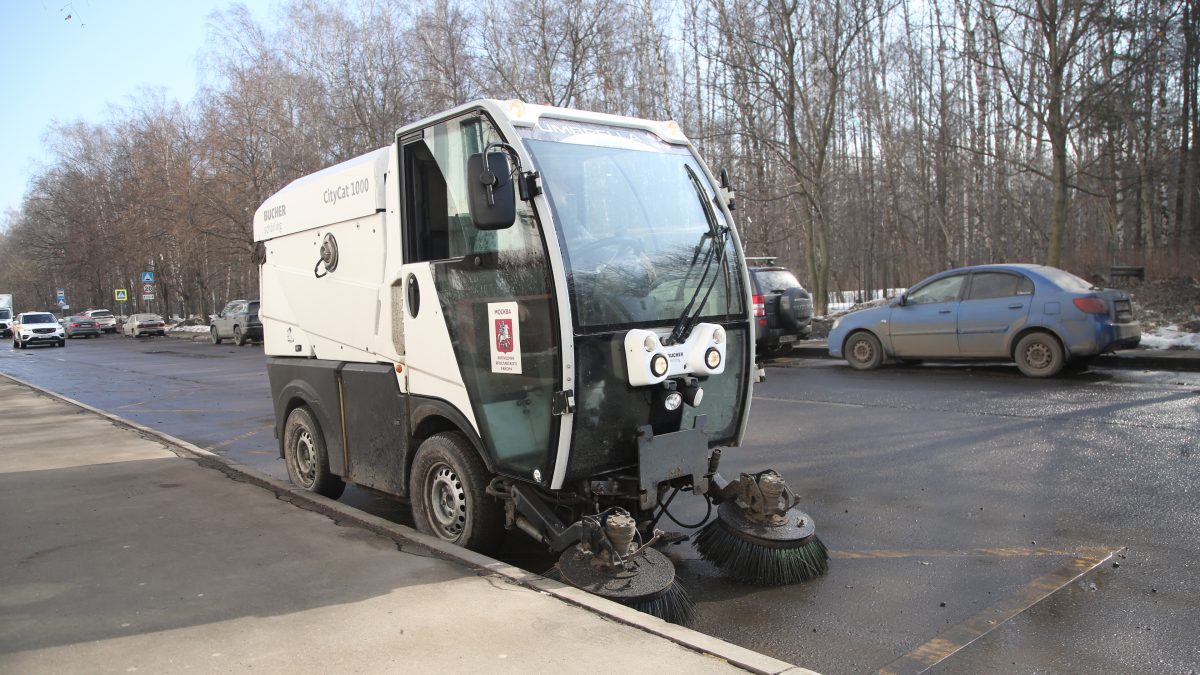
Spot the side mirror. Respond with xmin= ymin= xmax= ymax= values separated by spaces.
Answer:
xmin=897 ymin=293 xmax=908 ymax=307
xmin=719 ymin=167 xmax=736 ymax=211
xmin=467 ymin=151 xmax=516 ymax=230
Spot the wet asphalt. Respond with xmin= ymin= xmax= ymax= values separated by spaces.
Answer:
xmin=2 ymin=335 xmax=1197 ymax=673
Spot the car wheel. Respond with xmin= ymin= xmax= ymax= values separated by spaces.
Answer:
xmin=409 ymin=432 xmax=503 ymax=554
xmin=1014 ymin=331 xmax=1065 ymax=378
xmin=234 ymin=326 xmax=246 ymax=346
xmin=58 ymin=339 xmax=66 ymax=347
xmin=210 ymin=326 xmax=222 ymax=345
xmin=283 ymin=406 xmax=346 ymax=499
xmin=13 ymin=339 xmax=21 ymax=350
xmin=844 ymin=331 xmax=884 ymax=370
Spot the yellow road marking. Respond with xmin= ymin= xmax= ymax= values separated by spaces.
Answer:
xmin=204 ymin=426 xmax=272 ymax=451
xmin=834 ymin=546 xmax=1075 ymax=559
xmin=877 ymin=547 xmax=1119 ymax=674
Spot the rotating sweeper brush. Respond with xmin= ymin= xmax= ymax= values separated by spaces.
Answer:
xmin=550 ymin=508 xmax=694 ymax=625
xmin=696 ymin=468 xmax=828 ymax=585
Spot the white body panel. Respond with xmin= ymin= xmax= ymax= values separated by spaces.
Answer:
xmin=256 ymin=144 xmax=478 ymax=436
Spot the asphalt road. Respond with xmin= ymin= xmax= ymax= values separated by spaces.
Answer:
xmin=2 ymin=335 xmax=1197 ymax=673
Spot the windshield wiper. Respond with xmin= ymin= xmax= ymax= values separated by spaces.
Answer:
xmin=665 ymin=165 xmax=729 ymax=346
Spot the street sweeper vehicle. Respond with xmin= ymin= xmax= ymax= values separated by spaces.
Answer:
xmin=253 ymin=99 xmax=827 ymax=623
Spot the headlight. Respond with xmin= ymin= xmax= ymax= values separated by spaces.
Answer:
xmin=651 ymin=353 xmax=669 ymax=377
xmin=832 ymin=318 xmax=841 ymax=330
xmin=664 ymin=391 xmax=683 ymax=411
xmin=704 ymin=347 xmax=722 ymax=370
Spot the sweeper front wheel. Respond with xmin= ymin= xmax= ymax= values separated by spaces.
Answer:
xmin=409 ymin=432 xmax=504 ymax=554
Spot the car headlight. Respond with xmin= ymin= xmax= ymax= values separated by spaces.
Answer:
xmin=832 ymin=317 xmax=841 ymax=330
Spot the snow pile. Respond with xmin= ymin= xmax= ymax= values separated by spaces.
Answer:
xmin=1139 ymin=325 xmax=1200 ymax=351
xmin=169 ymin=324 xmax=211 ymax=333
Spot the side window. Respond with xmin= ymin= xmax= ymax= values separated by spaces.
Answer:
xmin=404 ymin=115 xmax=506 ymax=263
xmin=967 ymin=272 xmax=1025 ymax=300
xmin=907 ymin=275 xmax=965 ymax=305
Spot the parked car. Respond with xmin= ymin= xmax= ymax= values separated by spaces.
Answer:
xmin=0 ymin=307 xmax=12 ymax=338
xmin=12 ymin=312 xmax=66 ymax=349
xmin=84 ymin=309 xmax=119 ymax=334
xmin=827 ymin=263 xmax=1141 ymax=377
xmin=63 ymin=315 xmax=101 ymax=339
xmin=748 ymin=261 xmax=813 ymax=355
xmin=210 ymin=299 xmax=262 ymax=346
xmin=123 ymin=313 xmax=167 ymax=338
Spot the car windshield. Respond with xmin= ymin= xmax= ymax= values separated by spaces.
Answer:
xmin=0 ymin=309 xmax=10 ymax=319
xmin=755 ymin=269 xmax=802 ymax=292
xmin=25 ymin=313 xmax=55 ymax=324
xmin=520 ymin=121 xmax=743 ymax=331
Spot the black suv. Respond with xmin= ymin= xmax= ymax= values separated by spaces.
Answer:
xmin=210 ymin=299 xmax=263 ymax=346
xmin=748 ymin=261 xmax=813 ymax=355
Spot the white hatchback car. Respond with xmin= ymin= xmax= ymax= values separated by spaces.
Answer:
xmin=13 ymin=312 xmax=67 ymax=349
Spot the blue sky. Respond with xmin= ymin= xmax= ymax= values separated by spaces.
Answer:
xmin=0 ymin=0 xmax=274 ymax=223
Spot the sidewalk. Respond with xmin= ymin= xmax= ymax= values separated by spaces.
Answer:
xmin=0 ymin=376 xmax=809 ymax=674
xmin=784 ymin=340 xmax=1200 ymax=372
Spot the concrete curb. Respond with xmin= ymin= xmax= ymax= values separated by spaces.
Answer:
xmin=782 ymin=340 xmax=1200 ymax=372
xmin=0 ymin=372 xmax=812 ymax=675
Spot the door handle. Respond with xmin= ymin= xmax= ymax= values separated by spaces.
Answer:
xmin=1008 ymin=304 xmax=1024 ymax=309
xmin=406 ymin=274 xmax=421 ymax=317
xmin=938 ymin=309 xmax=952 ymax=314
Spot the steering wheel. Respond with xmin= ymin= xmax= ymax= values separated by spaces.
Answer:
xmin=572 ymin=236 xmax=644 ymax=271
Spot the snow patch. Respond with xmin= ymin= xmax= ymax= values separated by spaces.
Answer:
xmin=1139 ymin=325 xmax=1200 ymax=351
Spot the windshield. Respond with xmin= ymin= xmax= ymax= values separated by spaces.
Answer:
xmin=520 ymin=121 xmax=743 ymax=332
xmin=0 ymin=309 xmax=10 ymax=319
xmin=24 ymin=313 xmax=55 ymax=324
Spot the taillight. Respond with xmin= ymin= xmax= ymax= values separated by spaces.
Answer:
xmin=752 ymin=294 xmax=765 ymax=317
xmin=1073 ymin=297 xmax=1107 ymax=314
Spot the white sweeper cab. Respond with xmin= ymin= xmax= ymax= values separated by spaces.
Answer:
xmin=254 ymin=99 xmax=826 ymax=622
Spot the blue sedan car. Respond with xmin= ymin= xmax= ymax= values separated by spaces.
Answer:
xmin=827 ymin=264 xmax=1141 ymax=377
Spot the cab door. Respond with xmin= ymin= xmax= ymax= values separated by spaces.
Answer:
xmin=398 ymin=113 xmax=562 ymax=482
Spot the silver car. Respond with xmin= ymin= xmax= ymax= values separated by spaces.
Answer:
xmin=123 ymin=313 xmax=167 ymax=338
xmin=827 ymin=264 xmax=1141 ymax=377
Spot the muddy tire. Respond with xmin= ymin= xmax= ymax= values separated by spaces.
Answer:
xmin=283 ymin=406 xmax=345 ymax=499
xmin=234 ymin=326 xmax=247 ymax=346
xmin=210 ymin=326 xmax=222 ymax=345
xmin=845 ymin=331 xmax=884 ymax=370
xmin=409 ymin=432 xmax=502 ymax=554
xmin=1014 ymin=331 xmax=1064 ymax=378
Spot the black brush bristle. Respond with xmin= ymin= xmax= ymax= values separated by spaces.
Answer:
xmin=545 ymin=565 xmax=694 ymax=624
xmin=626 ymin=580 xmax=694 ymax=625
xmin=695 ymin=521 xmax=829 ymax=585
